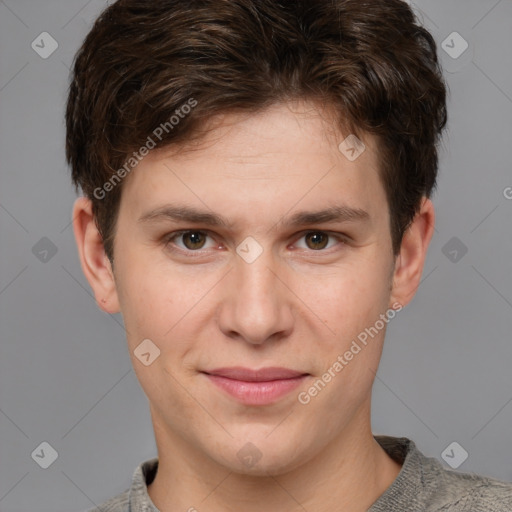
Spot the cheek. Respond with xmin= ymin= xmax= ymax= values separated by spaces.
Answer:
xmin=114 ymin=249 xmax=217 ymax=366
xmin=113 ymin=245 xmax=179 ymax=353
xmin=117 ymin=276 xmax=170 ymax=338
xmin=295 ymin=259 xmax=391 ymax=338
xmin=115 ymin=265 xmax=194 ymax=407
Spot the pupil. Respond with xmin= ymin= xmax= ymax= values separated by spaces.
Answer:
xmin=307 ymin=232 xmax=328 ymax=250
xmin=185 ymin=232 xmax=205 ymax=249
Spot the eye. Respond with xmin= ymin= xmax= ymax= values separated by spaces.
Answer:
xmin=166 ymin=230 xmax=218 ymax=251
xmin=294 ymin=231 xmax=344 ymax=251
xmin=163 ymin=229 xmax=346 ymax=255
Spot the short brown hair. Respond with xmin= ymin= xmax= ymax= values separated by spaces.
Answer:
xmin=66 ymin=0 xmax=447 ymax=263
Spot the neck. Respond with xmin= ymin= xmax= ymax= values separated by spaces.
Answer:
xmin=147 ymin=399 xmax=402 ymax=512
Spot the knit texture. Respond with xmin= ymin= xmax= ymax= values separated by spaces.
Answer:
xmin=86 ymin=436 xmax=512 ymax=511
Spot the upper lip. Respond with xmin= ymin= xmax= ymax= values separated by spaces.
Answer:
xmin=203 ymin=367 xmax=308 ymax=382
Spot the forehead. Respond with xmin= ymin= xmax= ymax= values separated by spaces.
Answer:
xmin=119 ymin=101 xmax=386 ymax=225
xmin=159 ymin=101 xmax=366 ymax=164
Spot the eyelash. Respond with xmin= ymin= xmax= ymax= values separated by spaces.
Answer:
xmin=163 ymin=229 xmax=348 ymax=256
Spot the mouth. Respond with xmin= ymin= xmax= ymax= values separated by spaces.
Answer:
xmin=201 ymin=366 xmax=310 ymax=405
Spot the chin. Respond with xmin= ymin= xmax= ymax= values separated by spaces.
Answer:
xmin=210 ymin=435 xmax=312 ymax=477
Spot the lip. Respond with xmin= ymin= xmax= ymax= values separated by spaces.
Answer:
xmin=202 ymin=367 xmax=309 ymax=405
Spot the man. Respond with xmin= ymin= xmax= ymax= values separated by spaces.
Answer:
xmin=67 ymin=0 xmax=512 ymax=510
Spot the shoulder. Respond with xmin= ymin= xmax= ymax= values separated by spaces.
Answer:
xmin=374 ymin=435 xmax=512 ymax=512
xmin=80 ymin=457 xmax=158 ymax=512
xmin=82 ymin=488 xmax=130 ymax=512
xmin=432 ymin=466 xmax=512 ymax=511
xmin=416 ymin=447 xmax=512 ymax=511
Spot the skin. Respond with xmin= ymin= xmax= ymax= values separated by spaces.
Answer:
xmin=73 ymin=101 xmax=434 ymax=512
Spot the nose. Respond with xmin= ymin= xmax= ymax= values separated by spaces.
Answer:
xmin=217 ymin=249 xmax=295 ymax=345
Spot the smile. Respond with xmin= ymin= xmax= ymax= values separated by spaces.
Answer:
xmin=202 ymin=367 xmax=309 ymax=405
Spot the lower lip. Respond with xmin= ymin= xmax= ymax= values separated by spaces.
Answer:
xmin=204 ymin=374 xmax=308 ymax=405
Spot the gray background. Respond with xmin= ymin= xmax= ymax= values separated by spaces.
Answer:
xmin=1 ymin=0 xmax=511 ymax=510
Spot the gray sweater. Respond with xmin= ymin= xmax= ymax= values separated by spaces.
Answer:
xmin=87 ymin=436 xmax=512 ymax=511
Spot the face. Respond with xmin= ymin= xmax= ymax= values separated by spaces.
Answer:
xmin=79 ymin=101 xmax=423 ymax=476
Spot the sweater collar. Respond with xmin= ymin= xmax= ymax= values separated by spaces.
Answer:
xmin=128 ymin=435 xmax=422 ymax=511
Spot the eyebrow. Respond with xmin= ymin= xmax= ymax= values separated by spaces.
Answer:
xmin=137 ymin=204 xmax=370 ymax=228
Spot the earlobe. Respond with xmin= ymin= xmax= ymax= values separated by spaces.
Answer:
xmin=389 ymin=197 xmax=435 ymax=309
xmin=72 ymin=197 xmax=120 ymax=314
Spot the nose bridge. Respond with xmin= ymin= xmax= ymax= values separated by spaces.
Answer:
xmin=219 ymin=241 xmax=293 ymax=344
xmin=235 ymin=234 xmax=279 ymax=295
xmin=238 ymin=252 xmax=278 ymax=301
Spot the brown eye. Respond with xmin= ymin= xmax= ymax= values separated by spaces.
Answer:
xmin=181 ymin=231 xmax=207 ymax=250
xmin=305 ymin=232 xmax=329 ymax=250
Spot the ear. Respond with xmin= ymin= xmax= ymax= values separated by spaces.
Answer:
xmin=389 ymin=197 xmax=435 ymax=309
xmin=72 ymin=197 xmax=120 ymax=314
